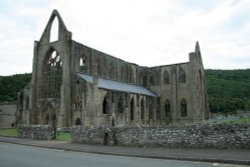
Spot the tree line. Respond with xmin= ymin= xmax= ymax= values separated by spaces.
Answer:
xmin=0 ymin=73 xmax=31 ymax=102
xmin=0 ymin=69 xmax=250 ymax=113
xmin=205 ymin=69 xmax=250 ymax=113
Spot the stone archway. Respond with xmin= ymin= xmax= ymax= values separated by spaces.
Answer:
xmin=41 ymin=100 xmax=58 ymax=139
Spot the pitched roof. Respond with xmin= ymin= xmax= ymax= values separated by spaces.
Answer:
xmin=77 ymin=73 xmax=157 ymax=97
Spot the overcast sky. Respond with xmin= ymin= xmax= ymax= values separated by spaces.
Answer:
xmin=0 ymin=0 xmax=250 ymax=76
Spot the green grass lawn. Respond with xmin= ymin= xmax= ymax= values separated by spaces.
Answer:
xmin=56 ymin=132 xmax=72 ymax=141
xmin=0 ymin=128 xmax=72 ymax=141
xmin=225 ymin=117 xmax=250 ymax=125
xmin=0 ymin=128 xmax=17 ymax=137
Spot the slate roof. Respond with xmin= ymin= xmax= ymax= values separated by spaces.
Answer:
xmin=77 ymin=73 xmax=157 ymax=97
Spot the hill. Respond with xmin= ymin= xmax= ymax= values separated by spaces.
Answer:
xmin=205 ymin=69 xmax=250 ymax=113
xmin=0 ymin=70 xmax=250 ymax=113
xmin=0 ymin=73 xmax=31 ymax=102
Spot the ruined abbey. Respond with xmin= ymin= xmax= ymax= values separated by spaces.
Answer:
xmin=17 ymin=10 xmax=209 ymax=128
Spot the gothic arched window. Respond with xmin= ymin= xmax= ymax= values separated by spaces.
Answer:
xmin=103 ymin=97 xmax=108 ymax=114
xmin=181 ymin=98 xmax=187 ymax=117
xmin=165 ymin=99 xmax=170 ymax=117
xmin=80 ymin=54 xmax=87 ymax=72
xmin=130 ymin=98 xmax=134 ymax=121
xmin=141 ymin=99 xmax=145 ymax=120
xmin=179 ymin=67 xmax=186 ymax=83
xmin=149 ymin=76 xmax=154 ymax=85
xmin=44 ymin=50 xmax=62 ymax=98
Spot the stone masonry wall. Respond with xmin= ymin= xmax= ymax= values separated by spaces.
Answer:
xmin=0 ymin=102 xmax=16 ymax=128
xmin=72 ymin=124 xmax=250 ymax=149
xmin=18 ymin=125 xmax=55 ymax=140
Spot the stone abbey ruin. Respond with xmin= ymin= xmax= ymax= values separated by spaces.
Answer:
xmin=17 ymin=10 xmax=209 ymax=128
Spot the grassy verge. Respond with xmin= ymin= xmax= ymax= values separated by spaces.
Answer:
xmin=225 ymin=117 xmax=250 ymax=125
xmin=0 ymin=128 xmax=17 ymax=137
xmin=0 ymin=128 xmax=71 ymax=141
xmin=56 ymin=132 xmax=72 ymax=141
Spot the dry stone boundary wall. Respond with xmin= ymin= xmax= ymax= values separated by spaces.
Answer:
xmin=18 ymin=125 xmax=54 ymax=140
xmin=17 ymin=124 xmax=250 ymax=149
xmin=72 ymin=124 xmax=250 ymax=149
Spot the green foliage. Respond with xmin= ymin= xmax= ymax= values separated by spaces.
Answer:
xmin=56 ymin=132 xmax=72 ymax=141
xmin=0 ymin=128 xmax=17 ymax=137
xmin=1 ymin=69 xmax=250 ymax=114
xmin=246 ymin=100 xmax=250 ymax=111
xmin=0 ymin=73 xmax=31 ymax=102
xmin=224 ymin=117 xmax=250 ymax=125
xmin=205 ymin=69 xmax=250 ymax=113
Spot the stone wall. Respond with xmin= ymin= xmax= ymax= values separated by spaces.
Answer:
xmin=18 ymin=125 xmax=55 ymax=140
xmin=72 ymin=124 xmax=250 ymax=149
xmin=0 ymin=102 xmax=16 ymax=128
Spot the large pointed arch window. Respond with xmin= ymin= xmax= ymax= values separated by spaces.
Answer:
xmin=44 ymin=50 xmax=62 ymax=98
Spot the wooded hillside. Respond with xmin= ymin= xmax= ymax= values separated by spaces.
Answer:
xmin=0 ymin=73 xmax=31 ymax=102
xmin=205 ymin=69 xmax=250 ymax=113
xmin=0 ymin=69 xmax=250 ymax=113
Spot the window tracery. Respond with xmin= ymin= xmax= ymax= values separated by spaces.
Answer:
xmin=44 ymin=50 xmax=62 ymax=98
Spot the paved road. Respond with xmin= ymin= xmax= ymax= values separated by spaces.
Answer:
xmin=0 ymin=142 xmax=248 ymax=167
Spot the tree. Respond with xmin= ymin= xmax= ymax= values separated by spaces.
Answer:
xmin=246 ymin=100 xmax=250 ymax=112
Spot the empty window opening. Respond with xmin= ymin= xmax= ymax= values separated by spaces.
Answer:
xmin=80 ymin=54 xmax=87 ymax=72
xmin=75 ymin=118 xmax=82 ymax=126
xmin=130 ymin=98 xmax=134 ymax=121
xmin=181 ymin=99 xmax=187 ymax=117
xmin=149 ymin=76 xmax=154 ymax=85
xmin=50 ymin=16 xmax=59 ymax=42
xmin=141 ymin=99 xmax=144 ymax=120
xmin=103 ymin=97 xmax=108 ymax=114
xmin=165 ymin=100 xmax=170 ymax=117
xmin=179 ymin=67 xmax=186 ymax=83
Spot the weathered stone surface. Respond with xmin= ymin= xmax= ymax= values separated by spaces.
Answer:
xmin=17 ymin=10 xmax=209 ymax=129
xmin=72 ymin=124 xmax=250 ymax=149
xmin=18 ymin=125 xmax=54 ymax=140
xmin=0 ymin=102 xmax=16 ymax=128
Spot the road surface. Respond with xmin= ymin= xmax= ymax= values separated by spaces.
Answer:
xmin=0 ymin=142 xmax=247 ymax=167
